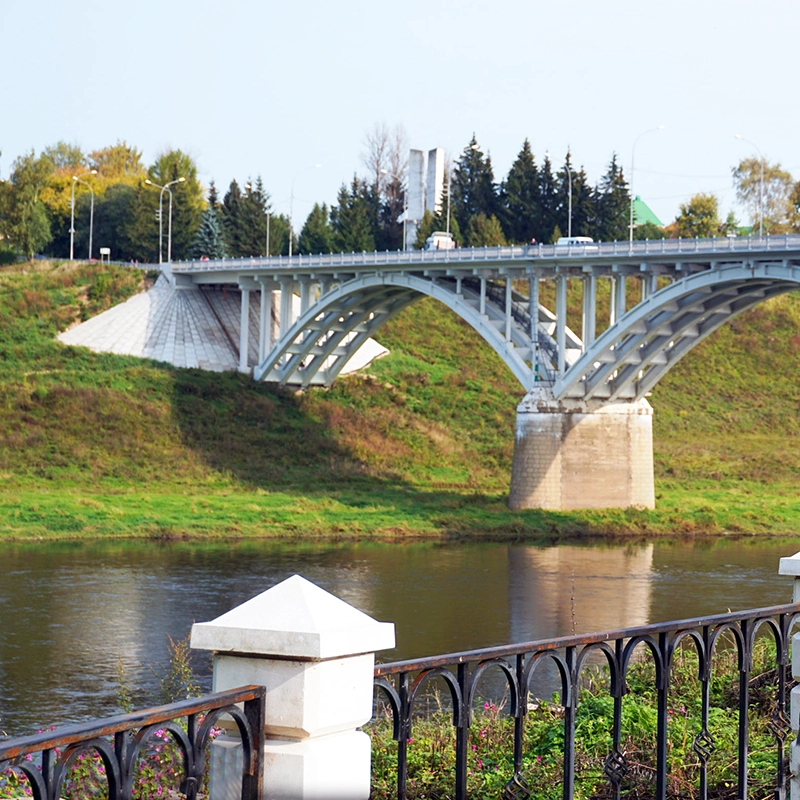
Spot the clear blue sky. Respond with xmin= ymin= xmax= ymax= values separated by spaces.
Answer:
xmin=3 ymin=0 xmax=798 ymax=230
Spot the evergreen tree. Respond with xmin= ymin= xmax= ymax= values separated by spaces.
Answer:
xmin=413 ymin=204 xmax=463 ymax=249
xmin=268 ymin=213 xmax=294 ymax=256
xmin=378 ymin=174 xmax=405 ymax=251
xmin=451 ymin=135 xmax=496 ymax=233
xmin=191 ymin=203 xmax=227 ymax=259
xmin=633 ymin=220 xmax=666 ymax=240
xmin=208 ymin=180 xmax=220 ymax=208
xmin=465 ymin=213 xmax=507 ymax=247
xmin=299 ymin=203 xmax=334 ymax=254
xmin=330 ymin=177 xmax=375 ymax=253
xmin=239 ymin=177 xmax=271 ymax=256
xmin=595 ymin=154 xmax=630 ymax=241
xmin=414 ymin=209 xmax=436 ymax=249
xmin=570 ymin=167 xmax=595 ymax=238
xmin=221 ymin=179 xmax=244 ymax=255
xmin=555 ymin=151 xmax=575 ymax=238
xmin=537 ymin=154 xmax=558 ymax=243
xmin=498 ymin=139 xmax=539 ymax=243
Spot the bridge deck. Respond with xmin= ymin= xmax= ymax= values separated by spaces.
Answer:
xmin=170 ymin=234 xmax=800 ymax=281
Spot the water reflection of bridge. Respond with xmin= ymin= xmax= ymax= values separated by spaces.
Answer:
xmin=507 ymin=544 xmax=654 ymax=643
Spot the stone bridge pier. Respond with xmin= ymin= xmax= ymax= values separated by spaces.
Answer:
xmin=508 ymin=388 xmax=655 ymax=510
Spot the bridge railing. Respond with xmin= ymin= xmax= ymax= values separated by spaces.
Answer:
xmin=372 ymin=603 xmax=799 ymax=800
xmin=171 ymin=233 xmax=800 ymax=273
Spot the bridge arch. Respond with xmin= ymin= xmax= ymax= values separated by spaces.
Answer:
xmin=556 ymin=262 xmax=800 ymax=402
xmin=253 ymin=273 xmax=539 ymax=388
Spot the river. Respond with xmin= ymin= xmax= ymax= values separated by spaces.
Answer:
xmin=0 ymin=537 xmax=798 ymax=737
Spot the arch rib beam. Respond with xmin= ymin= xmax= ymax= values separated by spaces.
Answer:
xmin=254 ymin=273 xmax=538 ymax=389
xmin=269 ymin=286 xmax=411 ymax=384
xmin=555 ymin=264 xmax=800 ymax=400
xmin=608 ymin=283 xmax=787 ymax=400
xmin=632 ymin=284 xmax=793 ymax=398
xmin=294 ymin=292 xmax=414 ymax=387
xmin=579 ymin=286 xmax=743 ymax=397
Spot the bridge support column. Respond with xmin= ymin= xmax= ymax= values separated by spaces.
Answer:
xmin=509 ymin=388 xmax=655 ymax=511
xmin=239 ymin=288 xmax=250 ymax=374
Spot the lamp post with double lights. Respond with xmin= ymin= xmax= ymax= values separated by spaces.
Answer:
xmin=629 ymin=125 xmax=665 ymax=243
xmin=145 ymin=177 xmax=186 ymax=263
xmin=289 ymin=164 xmax=321 ymax=257
xmin=734 ymin=134 xmax=764 ymax=237
xmin=70 ymin=169 xmax=98 ymax=260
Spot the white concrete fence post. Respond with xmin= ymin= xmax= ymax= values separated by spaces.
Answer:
xmin=778 ymin=552 xmax=800 ymax=800
xmin=191 ymin=575 xmax=396 ymax=800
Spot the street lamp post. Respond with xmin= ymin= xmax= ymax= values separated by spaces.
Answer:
xmin=70 ymin=169 xmax=98 ymax=260
xmin=629 ymin=126 xmax=665 ymax=243
xmin=145 ymin=177 xmax=186 ymax=263
xmin=734 ymin=134 xmax=764 ymax=237
xmin=289 ymin=164 xmax=321 ymax=258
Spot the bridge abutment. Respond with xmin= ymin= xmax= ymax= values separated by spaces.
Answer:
xmin=508 ymin=389 xmax=655 ymax=511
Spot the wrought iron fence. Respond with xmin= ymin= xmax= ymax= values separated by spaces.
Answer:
xmin=373 ymin=604 xmax=800 ymax=800
xmin=0 ymin=686 xmax=265 ymax=800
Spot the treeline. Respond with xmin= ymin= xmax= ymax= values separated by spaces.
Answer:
xmin=2 ymin=129 xmax=795 ymax=263
xmin=420 ymin=136 xmax=632 ymax=247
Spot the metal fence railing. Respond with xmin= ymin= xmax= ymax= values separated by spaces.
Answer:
xmin=373 ymin=604 xmax=800 ymax=800
xmin=0 ymin=686 xmax=265 ymax=800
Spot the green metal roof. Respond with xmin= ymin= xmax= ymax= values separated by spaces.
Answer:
xmin=633 ymin=196 xmax=663 ymax=227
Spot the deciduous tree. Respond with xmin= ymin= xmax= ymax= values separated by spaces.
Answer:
xmin=0 ymin=151 xmax=54 ymax=258
xmin=732 ymin=157 xmax=796 ymax=233
xmin=147 ymin=150 xmax=204 ymax=260
xmin=676 ymin=193 xmax=720 ymax=238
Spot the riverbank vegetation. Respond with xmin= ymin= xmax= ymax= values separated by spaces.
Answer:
xmin=1 ymin=259 xmax=799 ymax=541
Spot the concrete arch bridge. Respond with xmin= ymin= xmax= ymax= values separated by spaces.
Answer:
xmin=168 ymin=235 xmax=800 ymax=511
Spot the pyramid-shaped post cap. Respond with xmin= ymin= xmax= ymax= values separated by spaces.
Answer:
xmin=190 ymin=575 xmax=396 ymax=660
xmin=779 ymin=553 xmax=800 ymax=576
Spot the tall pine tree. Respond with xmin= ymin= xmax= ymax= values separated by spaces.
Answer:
xmin=221 ymin=179 xmax=244 ymax=256
xmin=537 ymin=154 xmax=558 ymax=243
xmin=299 ymin=203 xmax=334 ymax=254
xmin=498 ymin=139 xmax=540 ymax=243
xmin=570 ymin=167 xmax=596 ymax=238
xmin=555 ymin=151 xmax=576 ymax=238
xmin=594 ymin=154 xmax=630 ymax=241
xmin=192 ymin=207 xmax=227 ymax=259
xmin=330 ymin=177 xmax=375 ymax=253
xmin=451 ymin=135 xmax=497 ymax=234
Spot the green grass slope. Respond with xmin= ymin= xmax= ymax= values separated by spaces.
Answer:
xmin=1 ymin=260 xmax=798 ymax=540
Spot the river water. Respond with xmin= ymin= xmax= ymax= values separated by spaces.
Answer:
xmin=0 ymin=537 xmax=798 ymax=737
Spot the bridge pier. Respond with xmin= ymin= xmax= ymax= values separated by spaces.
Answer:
xmin=508 ymin=388 xmax=654 ymax=511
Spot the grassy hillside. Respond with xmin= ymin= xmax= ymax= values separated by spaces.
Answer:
xmin=1 ymin=260 xmax=799 ymax=540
